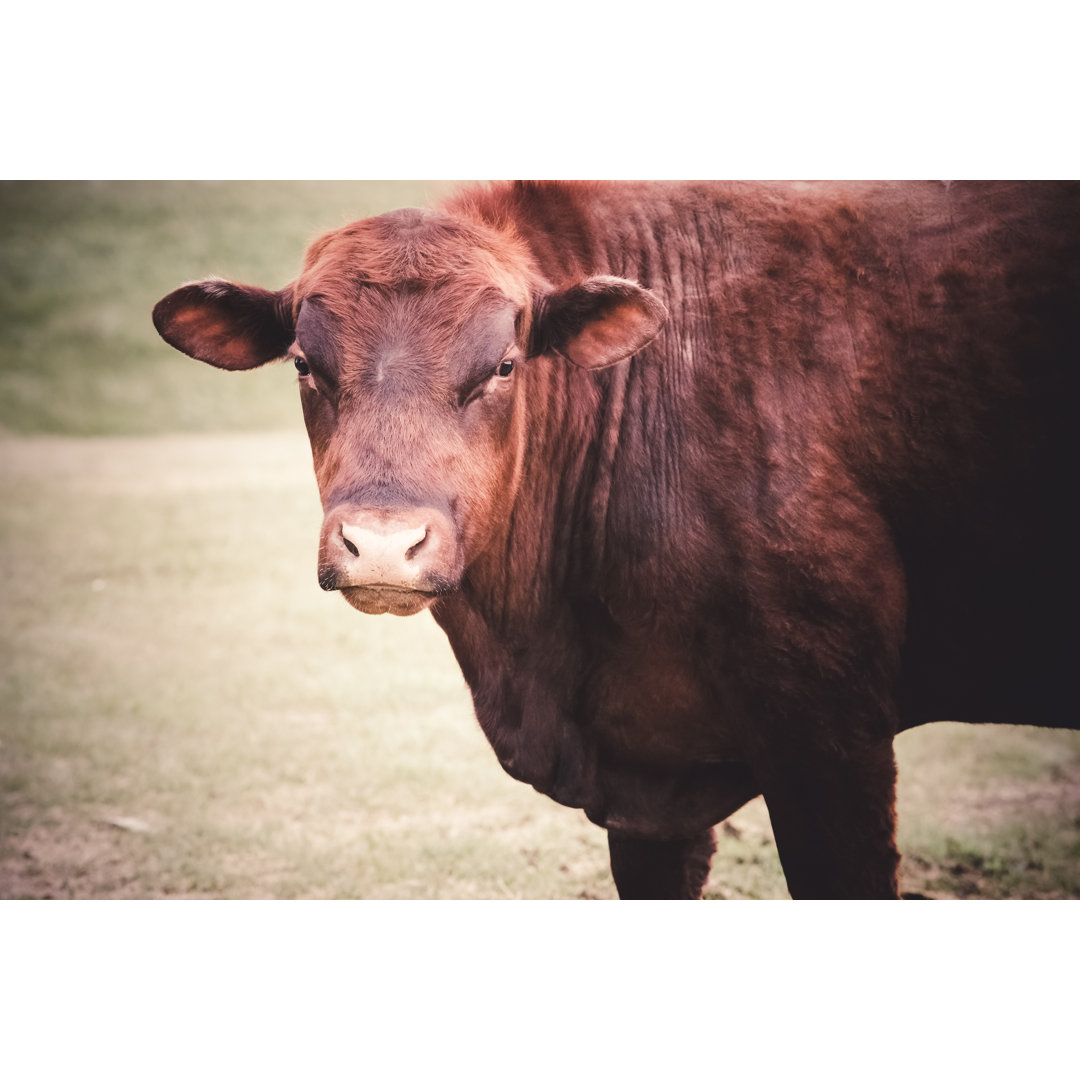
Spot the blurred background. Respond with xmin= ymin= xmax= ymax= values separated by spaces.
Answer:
xmin=1 ymin=181 xmax=1078 ymax=898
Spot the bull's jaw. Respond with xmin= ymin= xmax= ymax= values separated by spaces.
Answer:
xmin=339 ymin=585 xmax=440 ymax=616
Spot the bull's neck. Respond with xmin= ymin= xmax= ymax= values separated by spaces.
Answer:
xmin=437 ymin=181 xmax=703 ymax=637
xmin=456 ymin=352 xmax=674 ymax=642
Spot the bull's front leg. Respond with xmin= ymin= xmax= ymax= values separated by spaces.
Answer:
xmin=755 ymin=735 xmax=901 ymax=899
xmin=607 ymin=828 xmax=717 ymax=899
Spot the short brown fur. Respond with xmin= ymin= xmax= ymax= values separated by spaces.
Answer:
xmin=153 ymin=181 xmax=1080 ymax=899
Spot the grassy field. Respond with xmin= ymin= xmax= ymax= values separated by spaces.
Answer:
xmin=2 ymin=181 xmax=1078 ymax=899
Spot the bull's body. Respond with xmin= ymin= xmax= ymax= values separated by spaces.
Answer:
xmin=155 ymin=181 xmax=1079 ymax=898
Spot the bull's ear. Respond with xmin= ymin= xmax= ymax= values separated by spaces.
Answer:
xmin=533 ymin=276 xmax=668 ymax=369
xmin=152 ymin=280 xmax=295 ymax=371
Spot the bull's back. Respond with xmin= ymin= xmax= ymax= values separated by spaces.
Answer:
xmin=869 ymin=183 xmax=1080 ymax=730
xmin=733 ymin=181 xmax=1080 ymax=731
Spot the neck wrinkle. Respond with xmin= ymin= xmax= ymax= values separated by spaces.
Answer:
xmin=464 ymin=356 xmax=622 ymax=638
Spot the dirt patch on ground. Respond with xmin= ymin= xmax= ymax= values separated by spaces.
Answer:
xmin=898 ymin=767 xmax=1080 ymax=899
xmin=3 ymin=766 xmax=1078 ymax=900
xmin=937 ymin=769 xmax=1080 ymax=829
xmin=0 ymin=809 xmax=172 ymax=899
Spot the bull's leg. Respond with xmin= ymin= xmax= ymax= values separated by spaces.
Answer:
xmin=607 ymin=828 xmax=717 ymax=899
xmin=756 ymin=737 xmax=901 ymax=899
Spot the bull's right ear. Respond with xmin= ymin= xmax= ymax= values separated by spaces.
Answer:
xmin=152 ymin=280 xmax=295 ymax=371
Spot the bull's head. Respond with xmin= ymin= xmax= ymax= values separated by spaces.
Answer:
xmin=153 ymin=207 xmax=666 ymax=615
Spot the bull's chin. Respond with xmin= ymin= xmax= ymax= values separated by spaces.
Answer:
xmin=339 ymin=585 xmax=437 ymax=617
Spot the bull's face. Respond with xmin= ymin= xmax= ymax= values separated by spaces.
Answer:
xmin=295 ymin=285 xmax=525 ymax=616
xmin=153 ymin=209 xmax=666 ymax=615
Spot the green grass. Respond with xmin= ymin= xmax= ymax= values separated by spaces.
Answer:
xmin=0 ymin=433 xmax=613 ymax=898
xmin=2 ymin=181 xmax=1078 ymax=899
xmin=893 ymin=723 xmax=1080 ymax=899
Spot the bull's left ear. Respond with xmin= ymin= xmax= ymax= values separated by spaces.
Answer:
xmin=532 ymin=276 xmax=668 ymax=369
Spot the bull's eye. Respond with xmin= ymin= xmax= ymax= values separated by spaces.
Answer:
xmin=497 ymin=359 xmax=514 ymax=377
xmin=294 ymin=357 xmax=310 ymax=376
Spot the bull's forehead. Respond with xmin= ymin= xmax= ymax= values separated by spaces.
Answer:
xmin=297 ymin=206 xmax=532 ymax=302
xmin=295 ymin=286 xmax=518 ymax=393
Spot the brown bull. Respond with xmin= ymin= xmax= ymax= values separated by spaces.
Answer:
xmin=154 ymin=181 xmax=1080 ymax=899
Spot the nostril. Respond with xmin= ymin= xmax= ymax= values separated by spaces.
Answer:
xmin=405 ymin=530 xmax=429 ymax=561
xmin=342 ymin=533 xmax=359 ymax=557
